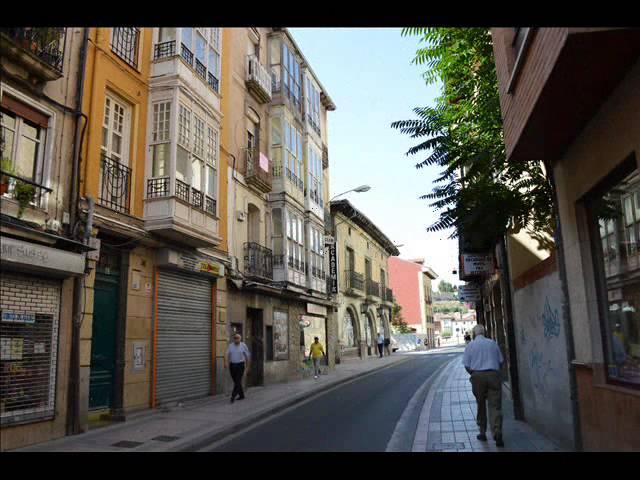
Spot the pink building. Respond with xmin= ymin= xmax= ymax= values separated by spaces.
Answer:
xmin=388 ymin=257 xmax=438 ymax=346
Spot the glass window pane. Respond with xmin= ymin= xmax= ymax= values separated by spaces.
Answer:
xmin=176 ymin=145 xmax=189 ymax=181
xmin=207 ymin=165 xmax=215 ymax=197
xmin=111 ymin=133 xmax=122 ymax=156
xmin=624 ymin=197 xmax=634 ymax=225
xmin=182 ymin=28 xmax=193 ymax=49
xmin=152 ymin=144 xmax=168 ymax=177
xmin=17 ymin=135 xmax=37 ymax=179
xmin=2 ymin=126 xmax=15 ymax=161
xmin=192 ymin=157 xmax=203 ymax=189
xmin=196 ymin=33 xmax=206 ymax=62
xmin=159 ymin=28 xmax=176 ymax=42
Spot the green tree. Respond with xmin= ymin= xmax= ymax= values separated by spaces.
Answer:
xmin=391 ymin=28 xmax=554 ymax=251
xmin=392 ymin=302 xmax=412 ymax=334
xmin=438 ymin=280 xmax=455 ymax=293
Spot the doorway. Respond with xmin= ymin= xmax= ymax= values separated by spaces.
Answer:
xmin=89 ymin=248 xmax=121 ymax=411
xmin=247 ymin=308 xmax=264 ymax=387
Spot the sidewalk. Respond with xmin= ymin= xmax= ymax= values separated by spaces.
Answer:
xmin=16 ymin=354 xmax=410 ymax=452
xmin=413 ymin=355 xmax=567 ymax=452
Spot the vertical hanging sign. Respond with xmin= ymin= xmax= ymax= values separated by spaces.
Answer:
xmin=328 ymin=243 xmax=338 ymax=294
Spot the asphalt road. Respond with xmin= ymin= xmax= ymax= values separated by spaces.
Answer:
xmin=205 ymin=351 xmax=460 ymax=452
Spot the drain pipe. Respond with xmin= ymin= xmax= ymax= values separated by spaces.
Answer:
xmin=67 ymin=27 xmax=90 ymax=436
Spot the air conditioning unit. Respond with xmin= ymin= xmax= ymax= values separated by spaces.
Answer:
xmin=237 ymin=211 xmax=246 ymax=222
xmin=45 ymin=218 xmax=61 ymax=233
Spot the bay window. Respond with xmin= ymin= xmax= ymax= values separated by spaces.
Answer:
xmin=309 ymin=225 xmax=325 ymax=280
xmin=308 ymin=142 xmax=323 ymax=207
xmin=282 ymin=42 xmax=301 ymax=111
xmin=286 ymin=209 xmax=305 ymax=272
xmin=282 ymin=116 xmax=303 ymax=191
xmin=305 ymin=76 xmax=321 ymax=134
xmin=147 ymin=99 xmax=218 ymax=215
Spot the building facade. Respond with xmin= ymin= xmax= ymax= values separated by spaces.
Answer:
xmin=222 ymin=28 xmax=336 ymax=387
xmin=1 ymin=28 xmax=88 ymax=450
xmin=331 ymin=199 xmax=399 ymax=361
xmin=492 ymin=27 xmax=640 ymax=451
xmin=388 ymin=257 xmax=438 ymax=345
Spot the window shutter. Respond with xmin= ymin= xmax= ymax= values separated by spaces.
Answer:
xmin=1 ymin=95 xmax=49 ymax=128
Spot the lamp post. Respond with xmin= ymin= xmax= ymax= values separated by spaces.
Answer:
xmin=329 ymin=184 xmax=371 ymax=203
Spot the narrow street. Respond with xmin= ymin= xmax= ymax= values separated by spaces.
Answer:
xmin=203 ymin=351 xmax=459 ymax=452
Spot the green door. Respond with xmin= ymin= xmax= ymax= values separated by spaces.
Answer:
xmin=89 ymin=271 xmax=119 ymax=410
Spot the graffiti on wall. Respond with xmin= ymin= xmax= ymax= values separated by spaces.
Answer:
xmin=542 ymin=297 xmax=561 ymax=338
xmin=529 ymin=343 xmax=555 ymax=398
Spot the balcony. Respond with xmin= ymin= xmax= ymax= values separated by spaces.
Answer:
xmin=152 ymin=40 xmax=220 ymax=95
xmin=144 ymin=177 xmax=219 ymax=248
xmin=246 ymin=54 xmax=272 ymax=103
xmin=384 ymin=287 xmax=394 ymax=305
xmin=366 ymin=279 xmax=381 ymax=299
xmin=0 ymin=170 xmax=52 ymax=223
xmin=344 ymin=270 xmax=364 ymax=296
xmin=99 ymin=154 xmax=131 ymax=214
xmin=0 ymin=28 xmax=65 ymax=82
xmin=245 ymin=148 xmax=272 ymax=193
xmin=243 ymin=242 xmax=273 ymax=280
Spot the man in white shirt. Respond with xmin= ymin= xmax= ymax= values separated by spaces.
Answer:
xmin=377 ymin=333 xmax=385 ymax=358
xmin=224 ymin=334 xmax=251 ymax=403
xmin=463 ymin=324 xmax=505 ymax=447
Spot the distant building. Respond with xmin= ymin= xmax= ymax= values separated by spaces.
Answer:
xmin=389 ymin=258 xmax=438 ymax=347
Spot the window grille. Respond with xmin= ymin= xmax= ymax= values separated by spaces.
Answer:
xmin=112 ymin=28 xmax=140 ymax=69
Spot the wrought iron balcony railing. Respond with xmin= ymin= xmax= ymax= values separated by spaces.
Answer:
xmin=147 ymin=177 xmax=170 ymax=198
xmin=195 ymin=59 xmax=206 ymax=79
xmin=154 ymin=40 xmax=176 ymax=60
xmin=176 ymin=179 xmax=190 ymax=203
xmin=245 ymin=148 xmax=272 ymax=193
xmin=180 ymin=43 xmax=193 ymax=66
xmin=208 ymin=72 xmax=219 ymax=93
xmin=246 ymin=54 xmax=272 ymax=103
xmin=344 ymin=270 xmax=364 ymax=292
xmin=367 ymin=279 xmax=381 ymax=298
xmin=111 ymin=28 xmax=140 ymax=69
xmin=1 ymin=28 xmax=66 ymax=74
xmin=0 ymin=170 xmax=53 ymax=214
xmin=244 ymin=242 xmax=273 ymax=280
xmin=205 ymin=195 xmax=216 ymax=215
xmin=146 ymin=176 xmax=216 ymax=216
xmin=99 ymin=154 xmax=132 ymax=214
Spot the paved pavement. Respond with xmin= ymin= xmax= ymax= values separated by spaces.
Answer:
xmin=203 ymin=351 xmax=457 ymax=452
xmin=413 ymin=353 xmax=567 ymax=452
xmin=16 ymin=352 xmax=413 ymax=452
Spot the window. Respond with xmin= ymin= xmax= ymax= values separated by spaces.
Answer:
xmin=282 ymin=43 xmax=301 ymax=111
xmin=286 ymin=209 xmax=304 ymax=272
xmin=1 ymin=104 xmax=47 ymax=184
xmin=308 ymin=142 xmax=323 ymax=206
xmin=151 ymin=102 xmax=171 ymax=178
xmin=280 ymin=117 xmax=302 ymax=191
xmin=309 ymin=225 xmax=325 ymax=280
xmin=513 ymin=28 xmax=530 ymax=55
xmin=587 ymin=161 xmax=640 ymax=387
xmin=111 ymin=28 xmax=140 ymax=69
xmin=273 ymin=310 xmax=289 ymax=360
xmin=343 ymin=310 xmax=356 ymax=347
xmin=101 ymin=95 xmax=130 ymax=164
xmin=305 ymin=76 xmax=321 ymax=134
xmin=176 ymin=28 xmax=220 ymax=92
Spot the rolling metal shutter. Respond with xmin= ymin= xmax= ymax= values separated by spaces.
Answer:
xmin=156 ymin=270 xmax=211 ymax=405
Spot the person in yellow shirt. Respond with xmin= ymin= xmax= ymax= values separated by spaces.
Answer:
xmin=308 ymin=337 xmax=325 ymax=379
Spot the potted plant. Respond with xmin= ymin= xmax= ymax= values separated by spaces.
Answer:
xmin=14 ymin=180 xmax=36 ymax=218
xmin=1 ymin=158 xmax=14 ymax=195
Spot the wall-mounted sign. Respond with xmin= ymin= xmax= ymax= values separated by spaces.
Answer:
xmin=461 ymin=253 xmax=494 ymax=276
xmin=458 ymin=285 xmax=481 ymax=302
xmin=328 ymin=244 xmax=338 ymax=294
xmin=133 ymin=342 xmax=145 ymax=371
xmin=307 ymin=303 xmax=327 ymax=317
xmin=324 ymin=236 xmax=335 ymax=246
xmin=2 ymin=311 xmax=36 ymax=324
xmin=1 ymin=236 xmax=85 ymax=276
xmin=198 ymin=261 xmax=223 ymax=276
xmin=273 ymin=311 xmax=289 ymax=360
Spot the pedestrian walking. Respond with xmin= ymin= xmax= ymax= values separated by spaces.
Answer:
xmin=225 ymin=333 xmax=251 ymax=403
xmin=377 ymin=333 xmax=384 ymax=358
xmin=384 ymin=336 xmax=391 ymax=356
xmin=308 ymin=336 xmax=325 ymax=379
xmin=463 ymin=324 xmax=505 ymax=447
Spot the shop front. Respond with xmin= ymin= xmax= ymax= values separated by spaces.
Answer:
xmin=1 ymin=235 xmax=87 ymax=450
xmin=152 ymin=249 xmax=225 ymax=407
xmin=301 ymin=303 xmax=328 ymax=359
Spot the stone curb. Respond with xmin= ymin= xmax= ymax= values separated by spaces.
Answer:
xmin=173 ymin=356 xmax=413 ymax=452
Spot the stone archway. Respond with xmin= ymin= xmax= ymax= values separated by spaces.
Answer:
xmin=365 ymin=310 xmax=376 ymax=357
xmin=340 ymin=305 xmax=361 ymax=359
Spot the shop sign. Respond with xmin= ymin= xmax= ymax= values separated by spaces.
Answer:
xmin=461 ymin=253 xmax=494 ymax=276
xmin=307 ymin=303 xmax=327 ymax=316
xmin=1 ymin=236 xmax=85 ymax=276
xmin=198 ymin=260 xmax=224 ymax=277
xmin=324 ymin=235 xmax=335 ymax=246
xmin=2 ymin=311 xmax=36 ymax=324
xmin=458 ymin=286 xmax=481 ymax=302
xmin=328 ymin=244 xmax=338 ymax=294
xmin=133 ymin=343 xmax=145 ymax=371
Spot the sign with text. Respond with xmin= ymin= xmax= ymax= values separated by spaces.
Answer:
xmin=458 ymin=285 xmax=481 ymax=302
xmin=461 ymin=253 xmax=494 ymax=276
xmin=2 ymin=311 xmax=36 ymax=324
xmin=1 ymin=236 xmax=85 ymax=276
xmin=324 ymin=236 xmax=335 ymax=246
xmin=328 ymin=244 xmax=338 ymax=295
xmin=307 ymin=303 xmax=327 ymax=317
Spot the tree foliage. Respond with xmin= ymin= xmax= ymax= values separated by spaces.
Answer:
xmin=392 ymin=28 xmax=555 ymax=250
xmin=391 ymin=302 xmax=412 ymax=334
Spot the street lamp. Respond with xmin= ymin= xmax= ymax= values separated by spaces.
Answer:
xmin=329 ymin=185 xmax=371 ymax=202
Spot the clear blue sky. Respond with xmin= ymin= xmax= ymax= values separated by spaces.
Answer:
xmin=289 ymin=28 xmax=460 ymax=287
